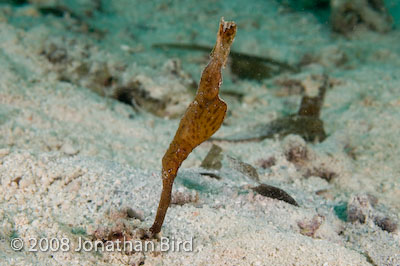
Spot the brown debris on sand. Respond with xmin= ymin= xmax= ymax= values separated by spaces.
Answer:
xmin=331 ymin=0 xmax=393 ymax=34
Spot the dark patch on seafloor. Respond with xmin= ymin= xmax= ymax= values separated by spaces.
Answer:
xmin=252 ymin=183 xmax=299 ymax=207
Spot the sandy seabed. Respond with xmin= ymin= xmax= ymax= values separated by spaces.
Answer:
xmin=0 ymin=0 xmax=399 ymax=265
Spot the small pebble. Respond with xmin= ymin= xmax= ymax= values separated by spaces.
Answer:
xmin=374 ymin=216 xmax=398 ymax=233
xmin=347 ymin=194 xmax=372 ymax=223
xmin=61 ymin=143 xmax=79 ymax=155
xmin=126 ymin=207 xmax=144 ymax=221
xmin=0 ymin=148 xmax=10 ymax=157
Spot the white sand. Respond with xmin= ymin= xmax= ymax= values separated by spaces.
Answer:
xmin=0 ymin=0 xmax=399 ymax=265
